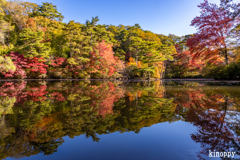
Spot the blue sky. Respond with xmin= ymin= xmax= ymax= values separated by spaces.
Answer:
xmin=26 ymin=0 xmax=220 ymax=36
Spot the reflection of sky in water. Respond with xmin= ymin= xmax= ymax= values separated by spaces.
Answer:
xmin=14 ymin=122 xmax=203 ymax=160
xmin=225 ymin=111 xmax=240 ymax=124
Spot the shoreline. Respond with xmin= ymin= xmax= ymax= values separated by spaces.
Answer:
xmin=1 ymin=78 xmax=240 ymax=83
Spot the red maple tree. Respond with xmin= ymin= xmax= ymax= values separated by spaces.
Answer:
xmin=90 ymin=40 xmax=117 ymax=77
xmin=187 ymin=0 xmax=237 ymax=65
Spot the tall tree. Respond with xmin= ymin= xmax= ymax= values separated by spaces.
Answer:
xmin=90 ymin=40 xmax=117 ymax=78
xmin=32 ymin=2 xmax=64 ymax=21
xmin=3 ymin=0 xmax=28 ymax=31
xmin=0 ymin=0 xmax=6 ymax=23
xmin=221 ymin=0 xmax=240 ymax=61
xmin=82 ymin=16 xmax=116 ymax=76
xmin=0 ymin=0 xmax=10 ymax=46
xmin=63 ymin=20 xmax=86 ymax=58
xmin=187 ymin=0 xmax=237 ymax=65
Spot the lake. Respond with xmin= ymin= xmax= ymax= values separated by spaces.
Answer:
xmin=0 ymin=80 xmax=240 ymax=160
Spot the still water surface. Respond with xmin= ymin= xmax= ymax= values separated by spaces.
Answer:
xmin=0 ymin=80 xmax=240 ymax=160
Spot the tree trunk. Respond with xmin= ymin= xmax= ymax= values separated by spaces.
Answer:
xmin=70 ymin=40 xmax=72 ymax=58
xmin=162 ymin=62 xmax=166 ymax=78
xmin=121 ymin=60 xmax=129 ymax=78
xmin=69 ymin=39 xmax=73 ymax=78
xmin=159 ymin=62 xmax=164 ymax=79
xmin=1 ymin=37 xmax=5 ymax=46
xmin=90 ymin=32 xmax=92 ymax=79
xmin=89 ymin=32 xmax=92 ymax=59
xmin=224 ymin=43 xmax=228 ymax=65
xmin=136 ymin=53 xmax=138 ymax=66
xmin=148 ymin=62 xmax=150 ymax=79
xmin=225 ymin=51 xmax=229 ymax=65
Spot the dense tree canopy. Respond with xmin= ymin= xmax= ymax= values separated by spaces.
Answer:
xmin=0 ymin=0 xmax=178 ymax=79
xmin=0 ymin=0 xmax=240 ymax=80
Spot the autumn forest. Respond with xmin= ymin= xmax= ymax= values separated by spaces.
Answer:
xmin=1 ymin=0 xmax=240 ymax=159
xmin=0 ymin=0 xmax=240 ymax=80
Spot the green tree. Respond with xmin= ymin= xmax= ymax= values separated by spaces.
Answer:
xmin=31 ymin=16 xmax=67 ymax=57
xmin=32 ymin=2 xmax=64 ymax=21
xmin=63 ymin=20 xmax=91 ymax=60
xmin=18 ymin=28 xmax=51 ymax=58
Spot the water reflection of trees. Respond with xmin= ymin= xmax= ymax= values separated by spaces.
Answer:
xmin=1 ymin=81 xmax=240 ymax=159
xmin=166 ymin=85 xmax=240 ymax=159
xmin=0 ymin=81 xmax=176 ymax=159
